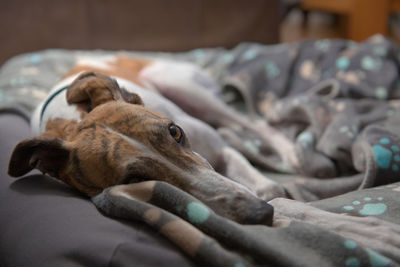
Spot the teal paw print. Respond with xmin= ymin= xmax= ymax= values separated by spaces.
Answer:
xmin=374 ymin=87 xmax=388 ymax=100
xmin=243 ymin=139 xmax=261 ymax=155
xmin=264 ymin=61 xmax=280 ymax=78
xmin=344 ymin=240 xmax=392 ymax=267
xmin=242 ymin=48 xmax=258 ymax=61
xmin=343 ymin=197 xmax=387 ymax=216
xmin=339 ymin=125 xmax=358 ymax=139
xmin=192 ymin=49 xmax=205 ymax=60
xmin=30 ymin=54 xmax=42 ymax=64
xmin=336 ymin=56 xmax=350 ymax=70
xmin=222 ymin=53 xmax=235 ymax=64
xmin=372 ymin=137 xmax=400 ymax=172
xmin=361 ymin=55 xmax=382 ymax=71
xmin=373 ymin=46 xmax=388 ymax=57
xmin=186 ymin=202 xmax=210 ymax=224
xmin=297 ymin=131 xmax=314 ymax=148
xmin=314 ymin=39 xmax=330 ymax=52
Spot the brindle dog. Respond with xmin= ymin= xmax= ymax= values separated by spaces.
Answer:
xmin=8 ymin=72 xmax=273 ymax=224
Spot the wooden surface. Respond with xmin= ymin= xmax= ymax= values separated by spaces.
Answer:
xmin=301 ymin=0 xmax=394 ymax=41
xmin=391 ymin=0 xmax=400 ymax=12
xmin=301 ymin=0 xmax=352 ymax=14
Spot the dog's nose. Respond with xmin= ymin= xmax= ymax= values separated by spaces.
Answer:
xmin=186 ymin=170 xmax=275 ymax=225
xmin=242 ymin=200 xmax=274 ymax=225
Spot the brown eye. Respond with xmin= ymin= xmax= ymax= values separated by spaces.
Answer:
xmin=169 ymin=124 xmax=184 ymax=144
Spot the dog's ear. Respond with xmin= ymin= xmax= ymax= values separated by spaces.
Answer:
xmin=66 ymin=71 xmax=122 ymax=108
xmin=8 ymin=136 xmax=69 ymax=178
xmin=66 ymin=71 xmax=144 ymax=111
xmin=120 ymin=87 xmax=144 ymax=106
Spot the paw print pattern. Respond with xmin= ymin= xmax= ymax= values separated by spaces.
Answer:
xmin=242 ymin=48 xmax=258 ymax=61
xmin=343 ymin=197 xmax=387 ymax=216
xmin=374 ymin=86 xmax=388 ymax=100
xmin=372 ymin=137 xmax=400 ymax=172
xmin=186 ymin=202 xmax=210 ymax=224
xmin=28 ymin=54 xmax=42 ymax=64
xmin=297 ymin=131 xmax=314 ymax=148
xmin=343 ymin=240 xmax=392 ymax=267
xmin=264 ymin=61 xmax=280 ymax=79
xmin=361 ymin=55 xmax=382 ymax=71
xmin=336 ymin=56 xmax=350 ymax=70
xmin=243 ymin=139 xmax=261 ymax=155
xmin=314 ymin=39 xmax=331 ymax=52
xmin=339 ymin=125 xmax=359 ymax=139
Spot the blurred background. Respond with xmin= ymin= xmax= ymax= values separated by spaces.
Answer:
xmin=1 ymin=0 xmax=400 ymax=66
xmin=281 ymin=0 xmax=400 ymax=43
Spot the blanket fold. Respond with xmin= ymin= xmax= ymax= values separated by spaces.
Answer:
xmin=93 ymin=181 xmax=399 ymax=267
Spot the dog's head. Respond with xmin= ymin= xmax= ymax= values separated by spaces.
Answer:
xmin=8 ymin=72 xmax=272 ymax=224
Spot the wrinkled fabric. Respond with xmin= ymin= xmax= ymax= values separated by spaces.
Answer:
xmin=93 ymin=180 xmax=400 ymax=267
xmin=193 ymin=35 xmax=400 ymax=199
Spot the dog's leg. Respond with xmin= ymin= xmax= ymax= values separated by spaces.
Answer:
xmin=220 ymin=147 xmax=287 ymax=201
xmin=282 ymin=174 xmax=363 ymax=202
xmin=92 ymin=182 xmax=253 ymax=267
xmin=218 ymin=126 xmax=298 ymax=173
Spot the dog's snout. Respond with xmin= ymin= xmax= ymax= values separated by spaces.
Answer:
xmin=242 ymin=200 xmax=274 ymax=225
xmin=226 ymin=181 xmax=274 ymax=225
xmin=182 ymin=170 xmax=275 ymax=225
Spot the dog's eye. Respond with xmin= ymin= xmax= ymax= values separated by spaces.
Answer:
xmin=169 ymin=124 xmax=184 ymax=144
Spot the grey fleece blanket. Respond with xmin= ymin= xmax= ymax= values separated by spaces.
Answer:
xmin=1 ymin=35 xmax=400 ymax=266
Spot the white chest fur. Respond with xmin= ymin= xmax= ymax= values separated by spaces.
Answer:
xmin=31 ymin=75 xmax=82 ymax=135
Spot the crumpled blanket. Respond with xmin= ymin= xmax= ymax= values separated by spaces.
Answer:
xmin=184 ymin=34 xmax=400 ymax=202
xmin=93 ymin=180 xmax=400 ymax=266
xmin=2 ymin=34 xmax=400 ymax=266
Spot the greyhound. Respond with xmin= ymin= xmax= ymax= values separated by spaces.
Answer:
xmin=8 ymin=65 xmax=277 ymax=224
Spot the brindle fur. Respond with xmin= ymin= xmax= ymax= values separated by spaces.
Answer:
xmin=9 ymin=72 xmax=273 ymax=224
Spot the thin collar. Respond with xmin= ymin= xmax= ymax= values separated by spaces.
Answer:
xmin=39 ymin=85 xmax=69 ymax=124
